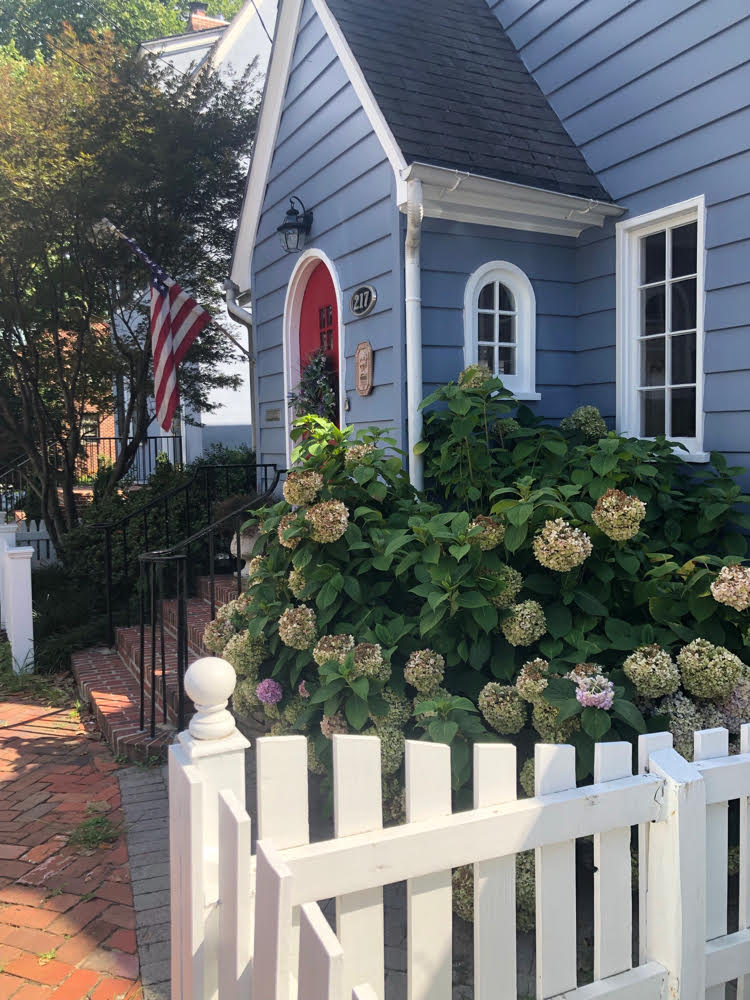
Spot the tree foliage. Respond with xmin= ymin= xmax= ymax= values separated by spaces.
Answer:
xmin=0 ymin=29 xmax=259 ymax=543
xmin=0 ymin=0 xmax=245 ymax=58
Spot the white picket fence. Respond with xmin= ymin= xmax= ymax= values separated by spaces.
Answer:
xmin=169 ymin=657 xmax=750 ymax=1000
xmin=15 ymin=519 xmax=57 ymax=566
xmin=0 ymin=522 xmax=34 ymax=671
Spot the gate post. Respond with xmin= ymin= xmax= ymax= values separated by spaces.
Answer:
xmin=645 ymin=746 xmax=706 ymax=998
xmin=169 ymin=656 xmax=250 ymax=1000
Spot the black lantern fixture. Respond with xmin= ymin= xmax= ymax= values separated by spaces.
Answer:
xmin=277 ymin=196 xmax=313 ymax=254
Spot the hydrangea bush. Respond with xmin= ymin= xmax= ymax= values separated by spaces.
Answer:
xmin=205 ymin=371 xmax=750 ymax=808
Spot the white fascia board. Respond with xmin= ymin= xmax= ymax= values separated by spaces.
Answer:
xmin=400 ymin=162 xmax=625 ymax=238
xmin=230 ymin=0 xmax=305 ymax=291
xmin=139 ymin=27 xmax=226 ymax=57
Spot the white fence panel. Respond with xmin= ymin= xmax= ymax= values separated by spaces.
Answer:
xmin=217 ymin=790 xmax=252 ymax=1000
xmin=298 ymin=903 xmax=345 ymax=1000
xmin=15 ymin=519 xmax=56 ymax=566
xmin=739 ymin=725 xmax=750 ymax=1000
xmin=0 ymin=524 xmax=34 ymax=672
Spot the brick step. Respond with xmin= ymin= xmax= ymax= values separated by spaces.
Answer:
xmin=115 ymin=625 xmax=190 ymax=727
xmin=72 ymin=646 xmax=175 ymax=764
xmin=160 ymin=597 xmax=212 ymax=658
xmin=196 ymin=574 xmax=244 ymax=608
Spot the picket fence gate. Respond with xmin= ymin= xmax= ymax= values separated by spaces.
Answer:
xmin=169 ymin=657 xmax=750 ymax=1000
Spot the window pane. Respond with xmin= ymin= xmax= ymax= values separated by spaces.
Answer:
xmin=478 ymin=313 xmax=494 ymax=341
xmin=671 ymin=278 xmax=696 ymax=332
xmin=671 ymin=387 xmax=696 ymax=437
xmin=672 ymin=222 xmax=697 ymax=278
xmin=478 ymin=344 xmax=494 ymax=370
xmin=641 ymin=337 xmax=665 ymax=386
xmin=498 ymin=346 xmax=515 ymax=376
xmin=641 ymin=390 xmax=665 ymax=436
xmin=498 ymin=315 xmax=515 ymax=344
xmin=641 ymin=231 xmax=666 ymax=284
xmin=497 ymin=283 xmax=514 ymax=312
xmin=642 ymin=285 xmax=666 ymax=335
xmin=478 ymin=283 xmax=495 ymax=310
xmin=671 ymin=332 xmax=696 ymax=385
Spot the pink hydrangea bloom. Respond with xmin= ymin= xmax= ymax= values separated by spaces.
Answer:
xmin=574 ymin=674 xmax=615 ymax=711
xmin=298 ymin=680 xmax=310 ymax=699
xmin=256 ymin=679 xmax=283 ymax=705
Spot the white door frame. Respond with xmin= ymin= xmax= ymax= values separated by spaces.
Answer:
xmin=282 ymin=248 xmax=346 ymax=468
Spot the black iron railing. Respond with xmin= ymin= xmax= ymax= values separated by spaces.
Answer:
xmin=0 ymin=456 xmax=31 ymax=514
xmin=79 ymin=436 xmax=183 ymax=484
xmin=97 ymin=462 xmax=277 ymax=646
xmin=138 ymin=469 xmax=280 ymax=735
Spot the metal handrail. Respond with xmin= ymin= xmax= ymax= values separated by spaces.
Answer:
xmin=137 ymin=467 xmax=281 ymax=734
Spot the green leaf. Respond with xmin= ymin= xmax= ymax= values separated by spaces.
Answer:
xmin=316 ymin=580 xmax=340 ymax=610
xmin=614 ymin=550 xmax=640 ymax=575
xmin=450 ymin=739 xmax=472 ymax=791
xmin=506 ymin=502 xmax=533 ymax=526
xmin=545 ymin=603 xmax=573 ymax=640
xmin=504 ymin=522 xmax=528 ymax=552
xmin=368 ymin=694 xmax=389 ymax=717
xmin=581 ymin=707 xmax=612 ymax=740
xmin=353 ymin=464 xmax=375 ymax=484
xmin=448 ymin=395 xmax=472 ymax=415
xmin=344 ymin=695 xmax=370 ymax=731
xmin=349 ymin=676 xmax=369 ymax=699
xmin=573 ymin=591 xmax=608 ymax=617
xmin=428 ymin=720 xmax=459 ymax=744
xmin=556 ymin=698 xmax=584 ymax=723
xmin=343 ymin=576 xmax=362 ymax=602
xmin=688 ymin=593 xmax=716 ymax=623
xmin=543 ymin=438 xmax=567 ymax=456
xmin=450 ymin=696 xmax=478 ymax=713
xmin=604 ymin=618 xmax=638 ymax=650
xmin=544 ymin=677 xmax=577 ymax=706
xmin=611 ymin=699 xmax=646 ymax=734
xmin=470 ymin=603 xmax=498 ymax=633
xmin=468 ymin=636 xmax=490 ymax=670
xmin=423 ymin=541 xmax=441 ymax=564
xmin=324 ymin=694 xmax=342 ymax=717
xmin=449 ymin=543 xmax=471 ymax=561
xmin=413 ymin=439 xmax=430 ymax=455
xmin=367 ymin=480 xmax=387 ymax=502
xmin=385 ymin=533 xmax=412 ymax=557
xmin=371 ymin=554 xmax=394 ymax=571
xmin=591 ymin=453 xmax=617 ymax=476
xmin=292 ymin=548 xmax=312 ymax=569
xmin=457 ymin=591 xmax=489 ymax=608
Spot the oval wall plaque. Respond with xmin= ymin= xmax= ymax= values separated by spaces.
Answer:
xmin=350 ymin=284 xmax=377 ymax=318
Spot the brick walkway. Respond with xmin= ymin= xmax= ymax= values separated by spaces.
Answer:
xmin=0 ymin=698 xmax=142 ymax=999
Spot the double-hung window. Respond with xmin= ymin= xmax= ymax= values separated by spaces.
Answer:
xmin=616 ymin=196 xmax=706 ymax=458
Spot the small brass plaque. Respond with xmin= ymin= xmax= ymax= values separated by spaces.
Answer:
xmin=355 ymin=341 xmax=374 ymax=396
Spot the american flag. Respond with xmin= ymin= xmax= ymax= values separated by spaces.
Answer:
xmin=102 ymin=220 xmax=211 ymax=432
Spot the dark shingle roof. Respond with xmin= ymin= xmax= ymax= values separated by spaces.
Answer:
xmin=324 ymin=0 xmax=611 ymax=201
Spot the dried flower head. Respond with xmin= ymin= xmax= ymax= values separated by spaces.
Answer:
xmin=658 ymin=691 xmax=701 ymax=760
xmin=501 ymin=600 xmax=547 ymax=647
xmin=283 ymin=469 xmax=323 ymax=506
xmin=281 ymin=695 xmax=305 ymax=727
xmin=493 ymin=417 xmax=521 ymax=438
xmin=278 ymin=512 xmax=301 ymax=549
xmin=711 ymin=564 xmax=750 ymax=613
xmin=344 ymin=443 xmax=376 ymax=466
xmin=678 ymin=638 xmax=744 ymax=701
xmin=567 ymin=662 xmax=600 ymax=681
xmin=452 ymin=865 xmax=474 ymax=923
xmin=313 ymin=633 xmax=354 ymax=667
xmin=719 ymin=678 xmax=750 ymax=735
xmin=382 ymin=775 xmax=406 ymax=824
xmin=288 ymin=567 xmax=307 ymax=598
xmin=559 ymin=404 xmax=607 ymax=442
xmin=469 ymin=514 xmax=505 ymax=551
xmin=307 ymin=738 xmax=326 ymax=775
xmin=573 ymin=672 xmax=615 ymax=711
xmin=516 ymin=852 xmax=536 ymax=933
xmin=278 ymin=605 xmax=317 ymax=650
xmin=379 ymin=726 xmax=406 ymax=776
xmin=488 ymin=565 xmax=523 ymax=609
xmin=231 ymin=677 xmax=260 ymax=718
xmin=592 ymin=489 xmax=646 ymax=541
xmin=623 ymin=644 xmax=679 ymax=699
xmin=532 ymin=700 xmax=580 ymax=742
xmin=304 ymin=500 xmax=349 ymax=543
xmin=371 ymin=688 xmax=412 ymax=729
xmin=320 ymin=712 xmax=348 ymax=739
xmin=458 ymin=363 xmax=492 ymax=389
xmin=516 ymin=658 xmax=549 ymax=703
xmin=404 ymin=649 xmax=446 ymax=694
xmin=478 ymin=683 xmax=526 ymax=734
xmin=519 ymin=757 xmax=535 ymax=798
xmin=352 ymin=643 xmax=390 ymax=683
xmin=202 ymin=602 xmax=238 ymax=655
xmin=222 ymin=631 xmax=266 ymax=679
xmin=256 ymin=679 xmax=283 ymax=705
xmin=246 ymin=555 xmax=266 ymax=585
xmin=533 ymin=518 xmax=592 ymax=572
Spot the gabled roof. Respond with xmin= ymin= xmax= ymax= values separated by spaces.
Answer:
xmin=324 ymin=0 xmax=609 ymax=201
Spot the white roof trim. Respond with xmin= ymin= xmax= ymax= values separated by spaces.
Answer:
xmin=230 ymin=0 xmax=407 ymax=291
xmin=139 ymin=27 xmax=226 ymax=56
xmin=401 ymin=162 xmax=625 ymax=238
xmin=207 ymin=0 xmax=274 ymax=71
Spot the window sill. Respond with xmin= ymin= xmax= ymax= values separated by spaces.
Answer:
xmin=678 ymin=450 xmax=710 ymax=464
xmin=513 ymin=391 xmax=542 ymax=401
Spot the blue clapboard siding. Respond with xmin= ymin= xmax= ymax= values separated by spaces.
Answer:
xmin=419 ymin=218 xmax=579 ymax=418
xmin=250 ymin=0 xmax=403 ymax=469
xmin=486 ymin=0 xmax=750 ymax=465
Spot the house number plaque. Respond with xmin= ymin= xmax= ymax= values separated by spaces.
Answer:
xmin=350 ymin=284 xmax=377 ymax=317
xmin=355 ymin=341 xmax=373 ymax=396
xmin=265 ymin=408 xmax=281 ymax=422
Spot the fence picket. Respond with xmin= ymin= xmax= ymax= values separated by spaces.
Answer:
xmin=593 ymin=742 xmax=633 ymax=981
xmin=299 ymin=903 xmax=345 ymax=1000
xmin=535 ymin=743 xmax=577 ymax=998
xmin=253 ymin=841 xmax=295 ymax=1000
xmin=637 ymin=731 xmax=673 ymax=965
xmin=473 ymin=743 xmax=516 ymax=1000
xmin=405 ymin=740 xmax=452 ymax=1000
xmin=168 ymin=754 xmax=204 ymax=1000
xmin=218 ymin=790 xmax=252 ymax=1000
xmin=256 ymin=735 xmax=310 ymax=997
xmin=695 ymin=728 xmax=730 ymax=1000
xmin=332 ymin=735 xmax=384 ymax=1000
xmin=739 ymin=725 xmax=750 ymax=1000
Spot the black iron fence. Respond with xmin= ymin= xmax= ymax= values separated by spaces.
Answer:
xmin=138 ymin=470 xmax=280 ymax=735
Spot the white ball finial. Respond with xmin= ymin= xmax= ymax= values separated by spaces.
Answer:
xmin=184 ymin=657 xmax=237 ymax=740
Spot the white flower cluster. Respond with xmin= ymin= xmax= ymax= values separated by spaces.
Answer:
xmin=501 ymin=600 xmax=547 ymax=646
xmin=592 ymin=489 xmax=646 ymax=541
xmin=278 ymin=604 xmax=317 ymax=650
xmin=533 ymin=518 xmax=592 ymax=572
xmin=304 ymin=500 xmax=349 ymax=543
xmin=478 ymin=683 xmax=526 ymax=734
xmin=282 ymin=469 xmax=323 ymax=506
xmin=711 ymin=564 xmax=750 ymax=613
xmin=404 ymin=649 xmax=445 ymax=694
xmin=623 ymin=644 xmax=679 ymax=699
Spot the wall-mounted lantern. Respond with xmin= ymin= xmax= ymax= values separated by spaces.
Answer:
xmin=277 ymin=197 xmax=313 ymax=254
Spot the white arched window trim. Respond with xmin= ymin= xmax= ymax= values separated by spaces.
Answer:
xmin=463 ymin=260 xmax=540 ymax=400
xmin=282 ymin=248 xmax=346 ymax=468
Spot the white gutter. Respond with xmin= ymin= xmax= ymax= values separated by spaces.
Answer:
xmin=223 ymin=278 xmax=258 ymax=455
xmin=404 ymin=178 xmax=424 ymax=491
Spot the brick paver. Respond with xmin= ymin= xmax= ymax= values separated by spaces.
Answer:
xmin=0 ymin=698 xmax=144 ymax=999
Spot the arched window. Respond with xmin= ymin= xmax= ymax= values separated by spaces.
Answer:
xmin=463 ymin=261 xmax=539 ymax=399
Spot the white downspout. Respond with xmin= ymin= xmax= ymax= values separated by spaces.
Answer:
xmin=223 ymin=278 xmax=258 ymax=456
xmin=405 ymin=178 xmax=424 ymax=490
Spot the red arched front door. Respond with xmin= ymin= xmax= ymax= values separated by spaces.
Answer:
xmin=299 ymin=261 xmax=339 ymax=424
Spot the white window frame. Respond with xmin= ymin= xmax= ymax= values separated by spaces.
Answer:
xmin=616 ymin=195 xmax=708 ymax=461
xmin=463 ymin=260 xmax=540 ymax=400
